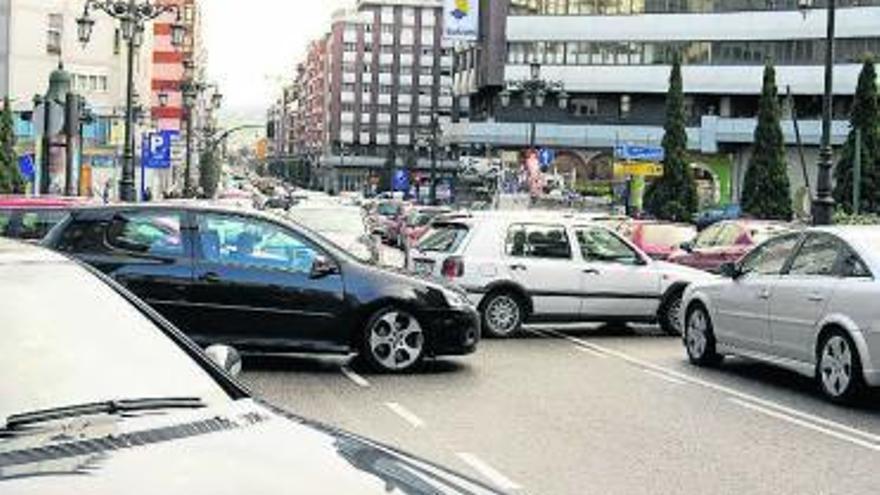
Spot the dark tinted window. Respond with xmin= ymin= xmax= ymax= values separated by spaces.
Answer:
xmin=840 ymin=247 xmax=872 ymax=278
xmin=107 ymin=212 xmax=184 ymax=256
xmin=56 ymin=220 xmax=109 ymax=253
xmin=18 ymin=210 xmax=69 ymax=240
xmin=506 ymin=224 xmax=571 ymax=260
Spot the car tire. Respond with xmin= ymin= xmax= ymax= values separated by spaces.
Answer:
xmin=480 ymin=291 xmax=525 ymax=338
xmin=658 ymin=288 xmax=686 ymax=336
xmin=816 ymin=329 xmax=864 ymax=404
xmin=360 ymin=307 xmax=426 ymax=373
xmin=684 ymin=303 xmax=723 ymax=367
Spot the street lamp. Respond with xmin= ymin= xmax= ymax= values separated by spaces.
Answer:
xmin=180 ymin=67 xmax=221 ymax=197
xmin=799 ymin=0 xmax=836 ymax=225
xmin=77 ymin=0 xmax=186 ymax=202
xmin=500 ymin=62 xmax=568 ymax=153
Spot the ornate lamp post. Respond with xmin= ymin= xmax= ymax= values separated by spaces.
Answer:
xmin=798 ymin=0 xmax=836 ymax=225
xmin=180 ymin=59 xmax=221 ymax=196
xmin=499 ymin=62 xmax=569 ymax=153
xmin=77 ymin=0 xmax=186 ymax=202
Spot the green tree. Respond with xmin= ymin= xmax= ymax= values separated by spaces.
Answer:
xmin=741 ymin=63 xmax=792 ymax=220
xmin=198 ymin=149 xmax=220 ymax=198
xmin=0 ymin=96 xmax=25 ymax=194
xmin=833 ymin=57 xmax=880 ymax=213
xmin=644 ymin=54 xmax=698 ymax=222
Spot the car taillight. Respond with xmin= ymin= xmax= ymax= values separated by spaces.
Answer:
xmin=441 ymin=257 xmax=464 ymax=279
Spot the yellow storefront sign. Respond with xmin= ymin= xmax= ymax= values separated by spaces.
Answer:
xmin=613 ymin=161 xmax=664 ymax=177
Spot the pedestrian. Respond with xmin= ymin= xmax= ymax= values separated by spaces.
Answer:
xmin=143 ymin=187 xmax=153 ymax=202
xmin=102 ymin=180 xmax=112 ymax=204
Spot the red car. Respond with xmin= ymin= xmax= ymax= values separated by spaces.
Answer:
xmin=399 ymin=207 xmax=452 ymax=248
xmin=629 ymin=221 xmax=697 ymax=261
xmin=0 ymin=195 xmax=93 ymax=241
xmin=667 ymin=220 xmax=795 ymax=273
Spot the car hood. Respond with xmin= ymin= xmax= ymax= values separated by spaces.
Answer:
xmin=0 ymin=399 xmax=500 ymax=495
xmin=652 ymin=260 xmax=718 ymax=284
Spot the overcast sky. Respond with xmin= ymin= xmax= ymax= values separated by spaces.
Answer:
xmin=201 ymin=0 xmax=351 ymax=123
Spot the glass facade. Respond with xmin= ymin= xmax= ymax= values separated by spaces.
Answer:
xmin=509 ymin=0 xmax=880 ymax=15
xmin=508 ymin=38 xmax=880 ymax=65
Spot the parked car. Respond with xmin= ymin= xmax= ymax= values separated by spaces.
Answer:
xmin=681 ymin=226 xmax=880 ymax=403
xmin=371 ymin=200 xmax=408 ymax=244
xmin=287 ymin=204 xmax=404 ymax=268
xmin=44 ymin=204 xmax=479 ymax=372
xmin=630 ymin=221 xmax=698 ymax=261
xmin=667 ymin=220 xmax=795 ymax=273
xmin=400 ymin=206 xmax=453 ymax=248
xmin=0 ymin=195 xmax=90 ymax=241
xmin=407 ymin=212 xmax=713 ymax=337
xmin=695 ymin=204 xmax=742 ymax=231
xmin=0 ymin=239 xmax=502 ymax=494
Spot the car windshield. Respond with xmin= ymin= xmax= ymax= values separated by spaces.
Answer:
xmin=640 ymin=224 xmax=696 ymax=247
xmin=289 ymin=208 xmax=365 ymax=235
xmin=0 ymin=260 xmax=231 ymax=425
xmin=417 ymin=223 xmax=469 ymax=253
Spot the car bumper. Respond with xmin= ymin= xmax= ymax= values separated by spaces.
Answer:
xmin=860 ymin=329 xmax=880 ymax=387
xmin=419 ymin=307 xmax=481 ymax=356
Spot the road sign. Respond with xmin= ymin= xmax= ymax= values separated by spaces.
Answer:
xmin=141 ymin=130 xmax=178 ymax=169
xmin=538 ymin=148 xmax=555 ymax=169
xmin=18 ymin=155 xmax=35 ymax=182
xmin=613 ymin=161 xmax=664 ymax=177
xmin=614 ymin=144 xmax=665 ymax=162
xmin=392 ymin=169 xmax=410 ymax=192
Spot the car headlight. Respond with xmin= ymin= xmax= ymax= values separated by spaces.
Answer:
xmin=441 ymin=287 xmax=472 ymax=309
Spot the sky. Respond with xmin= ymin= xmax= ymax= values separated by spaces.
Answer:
xmin=201 ymin=0 xmax=351 ymax=124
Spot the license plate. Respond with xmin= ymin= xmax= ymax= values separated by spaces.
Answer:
xmin=413 ymin=260 xmax=434 ymax=276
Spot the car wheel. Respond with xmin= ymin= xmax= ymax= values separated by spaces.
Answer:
xmin=659 ymin=289 xmax=685 ymax=336
xmin=481 ymin=292 xmax=524 ymax=338
xmin=816 ymin=330 xmax=864 ymax=404
xmin=361 ymin=308 xmax=426 ymax=373
xmin=685 ymin=304 xmax=722 ymax=366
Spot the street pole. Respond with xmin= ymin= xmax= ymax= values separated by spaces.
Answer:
xmin=429 ymin=116 xmax=437 ymax=205
xmin=184 ymin=107 xmax=193 ymax=195
xmin=39 ymin=99 xmax=51 ymax=196
xmin=812 ymin=0 xmax=836 ymax=225
xmin=120 ymin=31 xmax=136 ymax=202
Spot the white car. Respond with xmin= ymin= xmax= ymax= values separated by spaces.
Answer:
xmin=681 ymin=226 xmax=880 ymax=403
xmin=408 ymin=212 xmax=713 ymax=337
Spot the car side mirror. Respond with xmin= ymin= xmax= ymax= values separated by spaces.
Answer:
xmin=310 ymin=255 xmax=339 ymax=279
xmin=680 ymin=241 xmax=694 ymax=253
xmin=719 ymin=262 xmax=741 ymax=279
xmin=204 ymin=345 xmax=242 ymax=377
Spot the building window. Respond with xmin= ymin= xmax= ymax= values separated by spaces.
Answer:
xmin=47 ymin=13 xmax=63 ymax=55
xmin=573 ymin=98 xmax=599 ymax=117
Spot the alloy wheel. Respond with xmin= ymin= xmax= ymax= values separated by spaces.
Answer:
xmin=686 ymin=309 xmax=708 ymax=359
xmin=485 ymin=295 xmax=520 ymax=336
xmin=819 ymin=336 xmax=854 ymax=399
xmin=666 ymin=296 xmax=684 ymax=335
xmin=368 ymin=310 xmax=424 ymax=371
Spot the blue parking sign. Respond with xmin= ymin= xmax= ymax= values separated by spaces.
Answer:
xmin=141 ymin=130 xmax=178 ymax=169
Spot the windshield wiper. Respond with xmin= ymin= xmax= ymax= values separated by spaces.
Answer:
xmin=3 ymin=397 xmax=206 ymax=430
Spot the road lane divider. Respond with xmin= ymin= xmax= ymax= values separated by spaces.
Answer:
xmin=535 ymin=327 xmax=880 ymax=449
xmin=341 ymin=365 xmax=370 ymax=388
xmin=385 ymin=402 xmax=425 ymax=428
xmin=729 ymin=398 xmax=880 ymax=452
xmin=524 ymin=328 xmax=608 ymax=358
xmin=642 ymin=368 xmax=686 ymax=385
xmin=456 ymin=452 xmax=522 ymax=492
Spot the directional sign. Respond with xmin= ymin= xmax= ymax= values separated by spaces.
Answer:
xmin=614 ymin=161 xmax=664 ymax=178
xmin=614 ymin=144 xmax=665 ymax=162
xmin=18 ymin=154 xmax=35 ymax=182
xmin=392 ymin=169 xmax=410 ymax=192
xmin=538 ymin=148 xmax=555 ymax=170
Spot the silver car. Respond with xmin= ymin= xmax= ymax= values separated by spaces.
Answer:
xmin=681 ymin=226 xmax=880 ymax=403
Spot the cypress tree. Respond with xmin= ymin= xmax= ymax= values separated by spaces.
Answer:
xmin=741 ymin=63 xmax=792 ymax=220
xmin=833 ymin=57 xmax=879 ymax=213
xmin=0 ymin=96 xmax=25 ymax=194
xmin=199 ymin=149 xmax=220 ymax=198
xmin=644 ymin=53 xmax=698 ymax=222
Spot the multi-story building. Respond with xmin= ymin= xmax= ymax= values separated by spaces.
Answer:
xmin=449 ymin=0 xmax=880 ymax=210
xmin=0 ymin=0 xmax=9 ymax=97
xmin=296 ymin=0 xmax=457 ymax=193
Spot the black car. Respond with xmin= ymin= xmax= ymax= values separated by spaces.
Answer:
xmin=43 ymin=204 xmax=479 ymax=372
xmin=0 ymin=239 xmax=501 ymax=494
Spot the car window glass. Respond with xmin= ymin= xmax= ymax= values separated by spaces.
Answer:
xmin=418 ymin=223 xmax=469 ymax=253
xmin=787 ymin=235 xmax=841 ymax=277
xmin=575 ymin=226 xmax=640 ymax=265
xmin=199 ymin=214 xmax=318 ymax=273
xmin=694 ymin=224 xmax=723 ymax=248
xmin=740 ymin=234 xmax=800 ymax=276
xmin=18 ymin=210 xmax=69 ymax=240
xmin=107 ymin=212 xmax=184 ymax=256
xmin=840 ymin=247 xmax=872 ymax=278
xmin=56 ymin=221 xmax=108 ymax=253
xmin=716 ymin=224 xmax=743 ymax=246
xmin=506 ymin=224 xmax=571 ymax=260
xmin=0 ymin=210 xmax=12 ymax=236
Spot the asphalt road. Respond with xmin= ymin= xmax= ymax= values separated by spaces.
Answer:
xmin=240 ymin=324 xmax=880 ymax=495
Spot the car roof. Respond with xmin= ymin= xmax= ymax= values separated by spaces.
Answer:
xmin=0 ymin=238 xmax=72 ymax=265
xmin=0 ymin=195 xmax=94 ymax=208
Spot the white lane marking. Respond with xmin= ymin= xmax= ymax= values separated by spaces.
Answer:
xmin=341 ymin=366 xmax=370 ymax=388
xmin=456 ymin=452 xmax=522 ymax=491
xmin=385 ymin=402 xmax=425 ymax=428
xmin=642 ymin=368 xmax=686 ymax=385
xmin=524 ymin=328 xmax=607 ymax=358
xmin=729 ymin=398 xmax=880 ymax=452
xmin=537 ymin=327 xmax=880 ymax=446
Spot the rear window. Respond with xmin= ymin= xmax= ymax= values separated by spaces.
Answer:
xmin=750 ymin=225 xmax=794 ymax=245
xmin=417 ymin=223 xmax=469 ymax=253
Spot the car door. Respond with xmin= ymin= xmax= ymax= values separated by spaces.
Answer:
xmin=98 ymin=209 xmax=195 ymax=331
xmin=768 ymin=233 xmax=843 ymax=362
xmin=713 ymin=233 xmax=801 ymax=351
xmin=504 ymin=223 xmax=581 ymax=319
xmin=190 ymin=212 xmax=346 ymax=350
xmin=572 ymin=225 xmax=661 ymax=319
